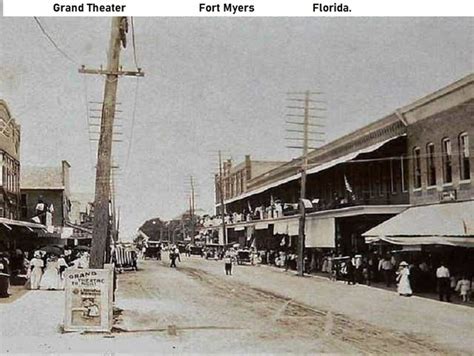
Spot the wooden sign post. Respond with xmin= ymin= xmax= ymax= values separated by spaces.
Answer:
xmin=64 ymin=267 xmax=113 ymax=332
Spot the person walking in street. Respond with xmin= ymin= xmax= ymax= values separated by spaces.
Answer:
xmin=224 ymin=252 xmax=233 ymax=275
xmin=379 ymin=255 xmax=394 ymax=287
xmin=169 ymin=247 xmax=177 ymax=268
xmin=396 ymin=261 xmax=412 ymax=296
xmin=436 ymin=262 xmax=451 ymax=302
xmin=174 ymin=246 xmax=181 ymax=262
xmin=169 ymin=245 xmax=181 ymax=268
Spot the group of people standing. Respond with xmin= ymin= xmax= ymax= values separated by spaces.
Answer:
xmin=319 ymin=252 xmax=472 ymax=302
xmin=28 ymin=251 xmax=90 ymax=290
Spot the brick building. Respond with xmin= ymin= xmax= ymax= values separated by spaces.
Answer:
xmin=0 ymin=100 xmax=21 ymax=219
xmin=403 ymin=75 xmax=473 ymax=205
xmin=208 ymin=73 xmax=473 ymax=264
xmin=215 ymin=155 xmax=284 ymax=208
xmin=364 ymin=74 xmax=473 ymax=250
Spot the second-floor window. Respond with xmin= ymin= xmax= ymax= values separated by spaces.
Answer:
xmin=459 ymin=133 xmax=470 ymax=181
xmin=413 ymin=147 xmax=422 ymax=189
xmin=426 ymin=143 xmax=436 ymax=186
xmin=401 ymin=155 xmax=408 ymax=192
xmin=442 ymin=138 xmax=452 ymax=184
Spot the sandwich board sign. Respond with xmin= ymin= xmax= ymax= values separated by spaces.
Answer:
xmin=64 ymin=267 xmax=113 ymax=332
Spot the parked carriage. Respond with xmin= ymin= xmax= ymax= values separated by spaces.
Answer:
xmin=113 ymin=245 xmax=138 ymax=271
xmin=236 ymin=249 xmax=251 ymax=265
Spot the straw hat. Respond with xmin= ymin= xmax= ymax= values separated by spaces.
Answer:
xmin=399 ymin=261 xmax=409 ymax=267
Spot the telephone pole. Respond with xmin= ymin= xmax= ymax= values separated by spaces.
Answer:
xmin=286 ymin=90 xmax=325 ymax=276
xmin=296 ymin=91 xmax=309 ymax=276
xmin=79 ymin=17 xmax=144 ymax=268
xmin=189 ymin=175 xmax=196 ymax=245
xmin=218 ymin=150 xmax=227 ymax=246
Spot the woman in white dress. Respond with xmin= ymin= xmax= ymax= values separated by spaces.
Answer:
xmin=29 ymin=252 xmax=44 ymax=290
xmin=396 ymin=261 xmax=412 ymax=296
xmin=57 ymin=255 xmax=69 ymax=290
xmin=39 ymin=256 xmax=60 ymax=290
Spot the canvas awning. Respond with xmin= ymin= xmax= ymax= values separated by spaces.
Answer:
xmin=305 ymin=217 xmax=335 ymax=248
xmin=223 ymin=136 xmax=402 ymax=205
xmin=0 ymin=217 xmax=46 ymax=232
xmin=363 ymin=201 xmax=474 ymax=247
xmin=255 ymin=222 xmax=269 ymax=230
xmin=272 ymin=218 xmax=300 ymax=236
xmin=273 ymin=221 xmax=288 ymax=235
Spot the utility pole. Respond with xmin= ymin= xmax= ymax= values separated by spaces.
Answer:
xmin=286 ymin=90 xmax=325 ymax=276
xmin=297 ymin=91 xmax=310 ymax=277
xmin=218 ymin=150 xmax=227 ymax=246
xmin=190 ymin=175 xmax=196 ymax=245
xmin=79 ymin=17 xmax=144 ymax=268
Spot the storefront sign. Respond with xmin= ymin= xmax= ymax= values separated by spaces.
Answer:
xmin=64 ymin=267 xmax=113 ymax=332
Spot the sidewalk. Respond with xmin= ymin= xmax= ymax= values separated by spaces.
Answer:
xmin=269 ymin=266 xmax=474 ymax=307
xmin=0 ymin=287 xmax=176 ymax=354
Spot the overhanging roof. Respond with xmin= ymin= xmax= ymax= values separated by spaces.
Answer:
xmin=363 ymin=201 xmax=474 ymax=247
xmin=0 ymin=218 xmax=46 ymax=231
xmin=223 ymin=135 xmax=402 ymax=205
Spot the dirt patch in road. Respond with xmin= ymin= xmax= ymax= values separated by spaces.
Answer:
xmin=179 ymin=266 xmax=457 ymax=355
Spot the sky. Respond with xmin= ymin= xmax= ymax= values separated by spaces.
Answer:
xmin=0 ymin=16 xmax=473 ymax=239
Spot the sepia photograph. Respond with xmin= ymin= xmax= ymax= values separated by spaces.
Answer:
xmin=0 ymin=9 xmax=473 ymax=355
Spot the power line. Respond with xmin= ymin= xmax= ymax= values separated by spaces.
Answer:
xmin=125 ymin=77 xmax=140 ymax=170
xmin=33 ymin=17 xmax=78 ymax=65
xmin=130 ymin=17 xmax=139 ymax=70
xmin=82 ymin=76 xmax=95 ymax=169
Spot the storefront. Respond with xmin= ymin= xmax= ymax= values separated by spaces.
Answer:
xmin=363 ymin=201 xmax=474 ymax=289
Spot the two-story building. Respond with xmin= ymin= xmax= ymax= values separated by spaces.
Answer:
xmin=210 ymin=74 xmax=473 ymax=270
xmin=363 ymin=74 xmax=473 ymax=275
xmin=0 ymin=101 xmax=53 ymax=255
xmin=215 ymin=155 xmax=284 ymax=211
xmin=217 ymin=117 xmax=409 ymax=257
xmin=0 ymin=100 xmax=21 ymax=220
xmin=20 ymin=160 xmax=72 ymax=236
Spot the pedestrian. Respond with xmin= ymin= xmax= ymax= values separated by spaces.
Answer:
xmin=396 ymin=261 xmax=412 ymax=296
xmin=346 ymin=257 xmax=356 ymax=285
xmin=0 ymin=253 xmax=10 ymax=298
xmin=35 ymin=197 xmax=48 ymax=225
xmin=157 ymin=245 xmax=162 ymax=261
xmin=131 ymin=250 xmax=138 ymax=271
xmin=436 ymin=261 xmax=451 ymax=302
xmin=28 ymin=252 xmax=44 ymax=290
xmin=174 ymin=246 xmax=181 ymax=262
xmin=224 ymin=253 xmax=233 ymax=275
xmin=284 ymin=252 xmax=290 ymax=271
xmin=169 ymin=248 xmax=177 ymax=268
xmin=379 ymin=255 xmax=394 ymax=287
xmin=455 ymin=275 xmax=471 ymax=303
xmin=353 ymin=254 xmax=363 ymax=283
xmin=57 ymin=255 xmax=69 ymax=290
xmin=40 ymin=255 xmax=60 ymax=290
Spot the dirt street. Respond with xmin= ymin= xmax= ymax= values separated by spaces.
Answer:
xmin=114 ymin=256 xmax=473 ymax=354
